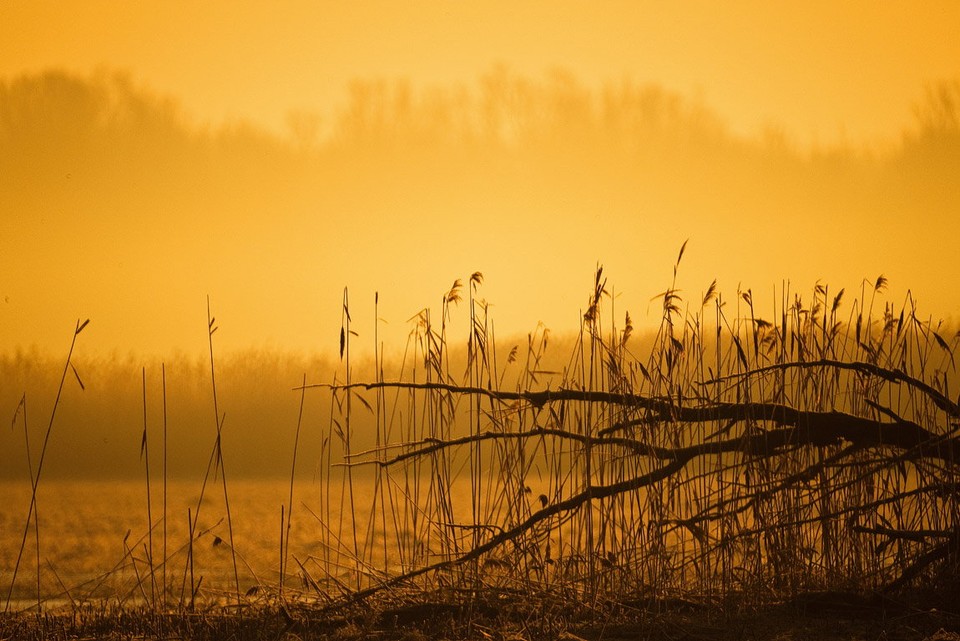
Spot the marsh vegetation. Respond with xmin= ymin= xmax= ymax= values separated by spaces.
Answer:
xmin=2 ymin=256 xmax=958 ymax=639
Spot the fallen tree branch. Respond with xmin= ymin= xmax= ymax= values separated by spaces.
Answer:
xmin=698 ymin=358 xmax=960 ymax=418
xmin=320 ymin=455 xmax=690 ymax=611
xmin=307 ymin=377 xmax=958 ymax=603
xmin=320 ymin=381 xmax=959 ymax=464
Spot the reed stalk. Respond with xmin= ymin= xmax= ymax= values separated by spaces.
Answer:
xmin=5 ymin=318 xmax=88 ymax=613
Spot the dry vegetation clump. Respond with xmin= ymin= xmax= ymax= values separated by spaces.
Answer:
xmin=296 ymin=253 xmax=959 ymax=633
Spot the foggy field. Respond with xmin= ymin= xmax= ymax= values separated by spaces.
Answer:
xmin=2 ymin=268 xmax=958 ymax=640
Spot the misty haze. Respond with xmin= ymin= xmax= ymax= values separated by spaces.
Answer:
xmin=2 ymin=70 xmax=958 ymax=357
xmin=2 ymin=5 xmax=960 ymax=638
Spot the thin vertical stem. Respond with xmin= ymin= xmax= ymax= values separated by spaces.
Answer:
xmin=5 ymin=318 xmax=88 ymax=613
xmin=141 ymin=367 xmax=156 ymax=611
xmin=283 ymin=372 xmax=308 ymax=597
xmin=205 ymin=297 xmax=241 ymax=606
xmin=161 ymin=363 xmax=168 ymax=609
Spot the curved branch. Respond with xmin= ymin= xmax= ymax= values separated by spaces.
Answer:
xmin=321 ymin=455 xmax=690 ymax=611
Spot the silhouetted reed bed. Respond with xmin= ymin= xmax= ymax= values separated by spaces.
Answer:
xmin=3 ymin=256 xmax=959 ymax=639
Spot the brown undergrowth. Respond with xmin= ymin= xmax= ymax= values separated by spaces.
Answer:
xmin=2 ymin=588 xmax=959 ymax=640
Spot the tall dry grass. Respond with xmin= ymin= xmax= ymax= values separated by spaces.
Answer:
xmin=3 ymin=257 xmax=958 ymax=623
xmin=301 ymin=253 xmax=958 ymax=615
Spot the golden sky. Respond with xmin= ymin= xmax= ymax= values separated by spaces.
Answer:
xmin=4 ymin=2 xmax=958 ymax=145
xmin=1 ymin=2 xmax=959 ymax=356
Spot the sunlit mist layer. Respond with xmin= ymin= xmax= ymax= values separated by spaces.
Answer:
xmin=1 ymin=70 xmax=958 ymax=358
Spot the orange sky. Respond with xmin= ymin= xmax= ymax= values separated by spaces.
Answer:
xmin=1 ymin=2 xmax=959 ymax=357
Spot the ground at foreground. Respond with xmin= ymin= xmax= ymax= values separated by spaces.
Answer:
xmin=3 ymin=590 xmax=960 ymax=641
